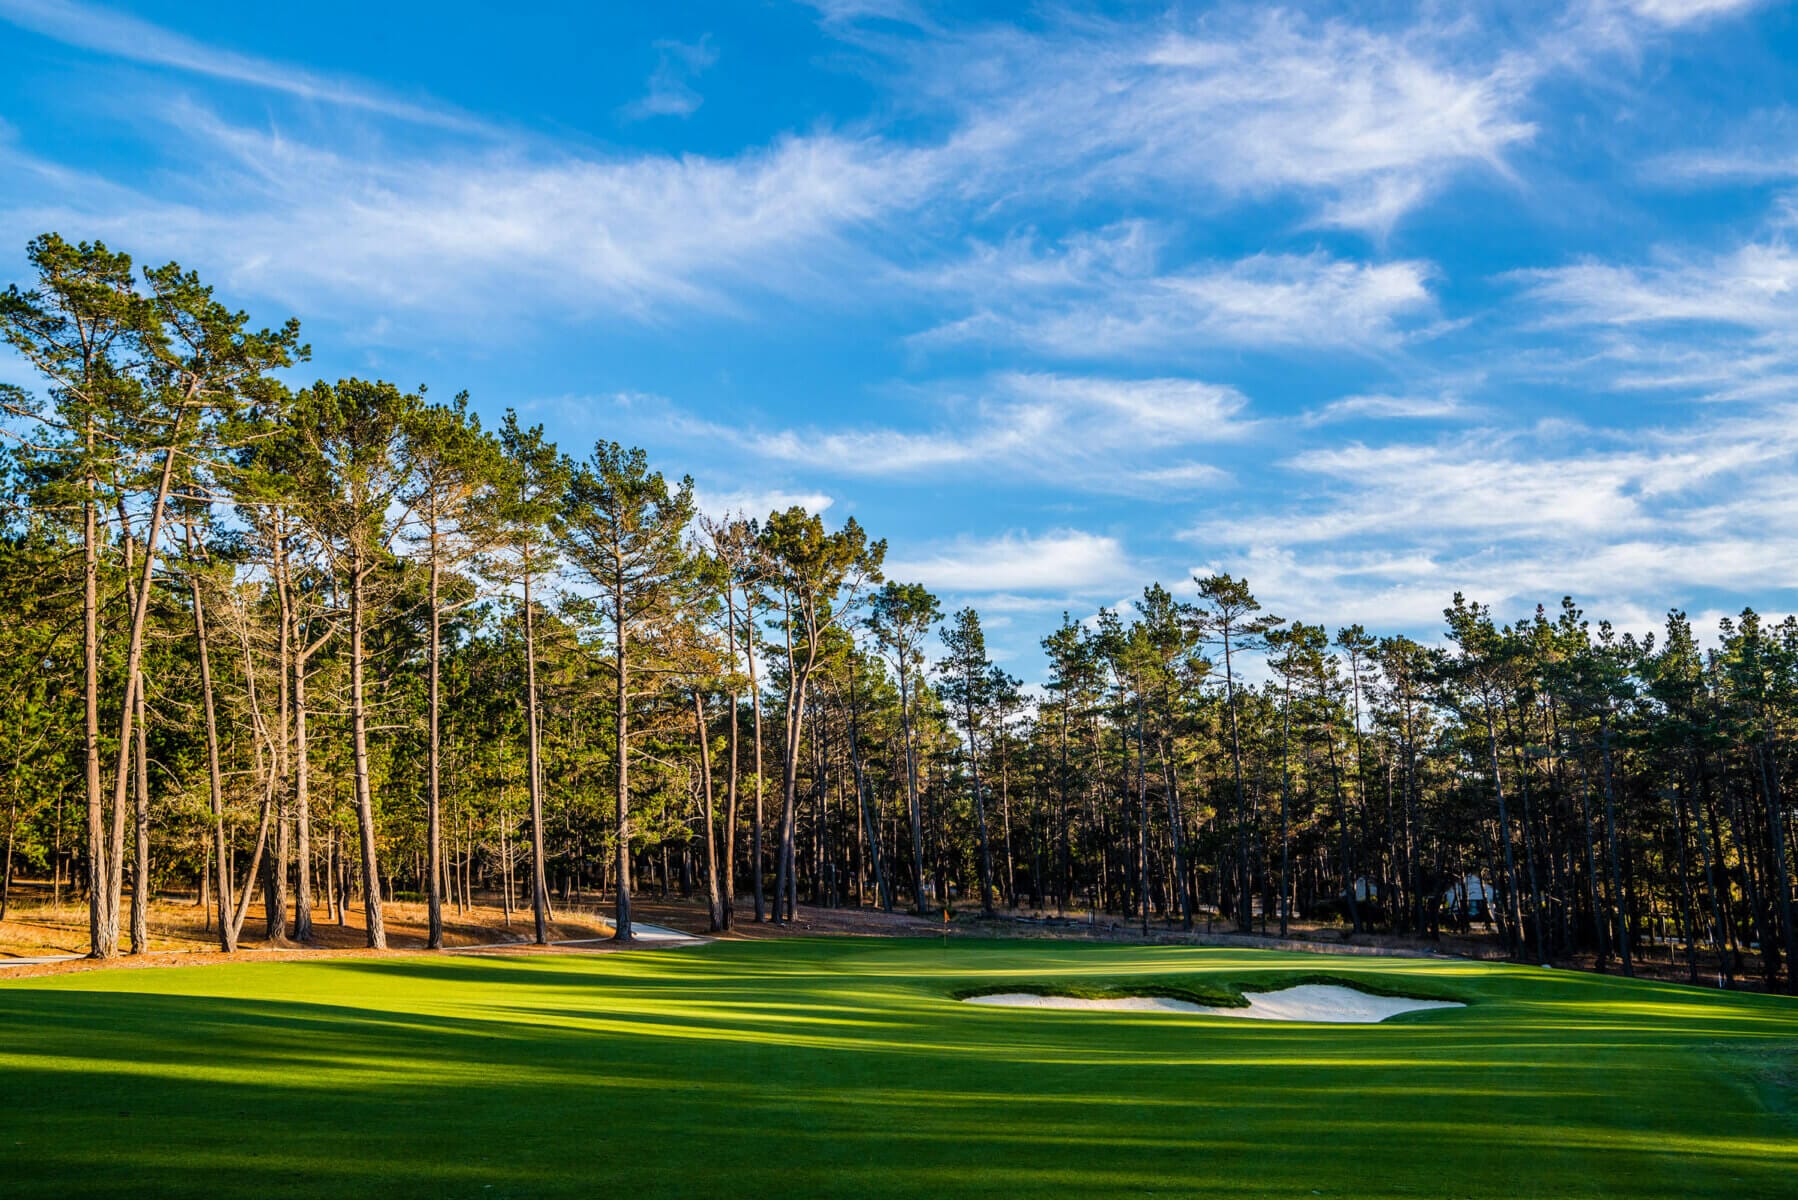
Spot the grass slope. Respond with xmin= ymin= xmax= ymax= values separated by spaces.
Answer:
xmin=2 ymin=939 xmax=1793 ymax=1198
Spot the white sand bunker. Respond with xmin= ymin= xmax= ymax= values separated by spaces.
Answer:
xmin=963 ymin=984 xmax=1463 ymax=1024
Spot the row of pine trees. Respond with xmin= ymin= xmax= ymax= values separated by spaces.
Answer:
xmin=2 ymin=235 xmax=1795 ymax=992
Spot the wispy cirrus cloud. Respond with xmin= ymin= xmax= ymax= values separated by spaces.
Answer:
xmin=1648 ymin=108 xmax=1798 ymax=183
xmin=712 ymin=371 xmax=1252 ymax=493
xmin=1187 ymin=404 xmax=1798 ymax=631
xmin=1622 ymin=0 xmax=1762 ymax=26
xmin=1514 ymin=242 xmax=1798 ymax=329
xmin=621 ymin=36 xmax=719 ymax=121
xmin=0 ymin=0 xmax=494 ymax=133
xmin=600 ymin=370 xmax=1251 ymax=500
xmin=914 ymin=229 xmax=1440 ymax=358
xmin=1302 ymin=391 xmax=1475 ymax=425
xmin=7 ymin=0 xmax=1794 ymax=667
xmin=0 ymin=105 xmax=937 ymax=323
xmin=0 ymin=0 xmax=1717 ymax=351
xmin=891 ymin=9 xmax=1538 ymax=234
xmin=1506 ymin=234 xmax=1798 ymax=401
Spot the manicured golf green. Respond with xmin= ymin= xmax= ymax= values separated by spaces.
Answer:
xmin=2 ymin=939 xmax=1793 ymax=1198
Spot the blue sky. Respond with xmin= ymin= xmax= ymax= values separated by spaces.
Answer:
xmin=3 ymin=0 xmax=1797 ymax=677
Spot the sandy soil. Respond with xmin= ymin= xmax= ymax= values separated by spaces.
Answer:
xmin=964 ymin=984 xmax=1465 ymax=1023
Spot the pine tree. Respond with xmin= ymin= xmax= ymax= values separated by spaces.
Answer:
xmin=560 ymin=442 xmax=694 ymax=941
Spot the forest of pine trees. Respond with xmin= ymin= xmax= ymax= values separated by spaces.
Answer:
xmin=3 ymin=234 xmax=1796 ymax=992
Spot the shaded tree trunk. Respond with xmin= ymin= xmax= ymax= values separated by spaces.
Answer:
xmin=694 ymin=691 xmax=723 ymax=931
xmin=524 ymin=568 xmax=550 ymax=944
xmin=348 ymin=553 xmax=386 ymax=949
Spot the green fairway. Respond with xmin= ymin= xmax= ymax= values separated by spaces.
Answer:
xmin=2 ymin=940 xmax=1794 ymax=1198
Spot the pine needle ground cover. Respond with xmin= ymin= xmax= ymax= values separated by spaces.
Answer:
xmin=2 ymin=940 xmax=1793 ymax=1199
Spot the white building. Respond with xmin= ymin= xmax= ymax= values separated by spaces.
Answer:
xmin=1443 ymin=873 xmax=1492 ymax=920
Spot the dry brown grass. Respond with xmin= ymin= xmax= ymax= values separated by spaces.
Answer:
xmin=0 ymin=890 xmax=613 ymax=978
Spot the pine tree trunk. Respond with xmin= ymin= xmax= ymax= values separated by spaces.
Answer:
xmin=1278 ymin=676 xmax=1293 ymax=937
xmin=1057 ymin=699 xmax=1071 ymax=916
xmin=187 ymin=519 xmax=235 ymax=953
xmin=1569 ymin=740 xmax=1612 ymax=967
xmin=1328 ymin=723 xmax=1363 ymax=937
xmin=426 ymin=514 xmax=444 ymax=950
xmin=1485 ymin=704 xmax=1524 ymax=959
xmin=524 ymin=569 xmax=550 ymax=945
xmin=1599 ymin=709 xmax=1632 ymax=975
xmin=966 ymin=689 xmax=996 ymax=917
xmin=348 ymin=556 xmax=386 ymax=949
xmin=901 ymin=667 xmax=927 ymax=914
xmin=83 ymin=431 xmax=106 ymax=958
xmin=265 ymin=525 xmax=292 ymax=944
xmin=104 ymin=428 xmax=187 ymax=957
xmin=1157 ymin=733 xmax=1193 ymax=931
xmin=999 ymin=723 xmax=1016 ymax=909
xmin=129 ymin=678 xmax=150 ymax=953
xmin=775 ymin=595 xmax=803 ymax=924
xmin=846 ymin=676 xmax=891 ymax=913
xmin=1222 ymin=631 xmax=1254 ymax=932
xmin=1691 ymin=761 xmax=1733 ymax=986
xmin=1758 ymin=738 xmax=1798 ymax=994
xmin=777 ymin=688 xmax=803 ymax=923
xmin=500 ymin=810 xmax=513 ymax=926
xmin=2 ymin=791 xmax=16 ymax=923
xmin=292 ymin=630 xmax=315 ymax=942
xmin=694 ymin=691 xmax=723 ymax=931
xmin=1133 ymin=693 xmax=1148 ymax=935
xmin=281 ymin=533 xmax=314 ymax=942
xmin=749 ymin=614 xmax=766 ymax=924
xmin=1500 ymin=700 xmax=1548 ymax=960
xmin=1671 ymin=779 xmax=1702 ymax=983
xmin=722 ymin=591 xmax=740 ymax=929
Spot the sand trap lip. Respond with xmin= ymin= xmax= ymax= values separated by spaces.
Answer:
xmin=962 ymin=984 xmax=1463 ymax=1023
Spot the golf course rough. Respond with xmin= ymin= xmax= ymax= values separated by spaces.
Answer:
xmin=1 ymin=939 xmax=1793 ymax=1199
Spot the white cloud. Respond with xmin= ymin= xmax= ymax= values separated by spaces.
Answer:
xmin=1623 ymin=0 xmax=1760 ymax=26
xmin=0 ymin=0 xmax=491 ymax=133
xmin=1508 ymin=233 xmax=1798 ymax=402
xmin=712 ymin=370 xmax=1252 ymax=493
xmin=1212 ymin=415 xmax=1790 ymax=547
xmin=1 ymin=109 xmax=937 ymax=323
xmin=1514 ymin=242 xmax=1798 ymax=329
xmin=693 ymin=488 xmax=834 ymax=520
xmin=803 ymin=0 xmax=933 ymax=30
xmin=916 ymin=234 xmax=1440 ymax=357
xmin=885 ymin=529 xmax=1133 ymax=594
xmin=1551 ymin=0 xmax=1763 ymax=64
xmin=1187 ymin=405 xmax=1798 ymax=634
xmin=1304 ymin=392 xmax=1473 ymax=424
xmin=621 ymin=36 xmax=718 ymax=121
xmin=997 ymin=372 xmax=1249 ymax=439
xmin=1649 ymin=109 xmax=1798 ymax=184
xmin=3 ymin=0 xmax=1756 ymax=346
xmin=916 ymin=10 xmax=1536 ymax=234
xmin=743 ymin=425 xmax=986 ymax=473
xmin=1212 ymin=536 xmax=1789 ymax=639
xmin=1134 ymin=462 xmax=1232 ymax=488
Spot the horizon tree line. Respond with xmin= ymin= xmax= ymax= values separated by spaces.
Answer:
xmin=2 ymin=234 xmax=1794 ymax=994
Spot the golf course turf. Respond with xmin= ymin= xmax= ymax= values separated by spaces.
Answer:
xmin=2 ymin=939 xmax=1793 ymax=1198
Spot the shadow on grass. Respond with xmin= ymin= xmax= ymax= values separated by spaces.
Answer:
xmin=0 ymin=938 xmax=1793 ymax=1199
